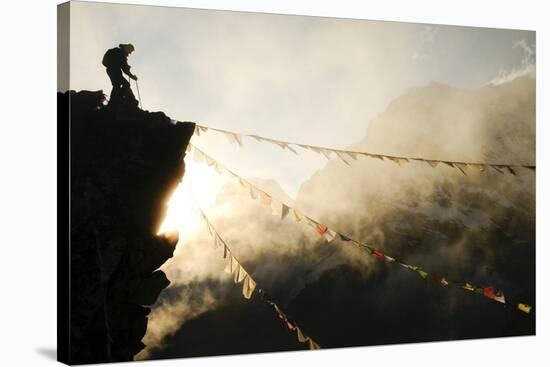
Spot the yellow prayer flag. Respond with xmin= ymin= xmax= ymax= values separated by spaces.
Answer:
xmin=296 ymin=328 xmax=309 ymax=343
xmin=249 ymin=185 xmax=259 ymax=200
xmin=518 ymin=303 xmax=532 ymax=314
xmin=242 ymin=276 xmax=257 ymax=299
xmin=234 ymin=265 xmax=246 ymax=283
xmin=462 ymin=283 xmax=475 ymax=291
xmin=308 ymin=339 xmax=321 ymax=350
xmin=224 ymin=254 xmax=233 ymax=274
xmin=293 ymin=209 xmax=303 ymax=222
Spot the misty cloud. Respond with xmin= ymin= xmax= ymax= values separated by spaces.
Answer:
xmin=66 ymin=3 xmax=535 ymax=360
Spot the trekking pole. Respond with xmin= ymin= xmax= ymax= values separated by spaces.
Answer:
xmin=135 ymin=79 xmax=143 ymax=110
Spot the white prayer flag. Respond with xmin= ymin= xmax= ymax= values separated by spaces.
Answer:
xmin=325 ymin=229 xmax=337 ymax=242
xmin=234 ymin=264 xmax=246 ymax=283
xmin=454 ymin=163 xmax=467 ymax=175
xmin=271 ymin=199 xmax=283 ymax=218
xmin=205 ymin=156 xmax=216 ymax=166
xmin=193 ymin=148 xmax=205 ymax=163
xmin=425 ymin=160 xmax=439 ymax=168
xmin=335 ymin=151 xmax=351 ymax=166
xmin=320 ymin=149 xmax=332 ymax=160
xmin=232 ymin=133 xmax=243 ymax=146
xmin=494 ymin=291 xmax=506 ymax=304
xmin=224 ymin=254 xmax=233 ymax=274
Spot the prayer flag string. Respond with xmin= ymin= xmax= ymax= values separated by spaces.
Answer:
xmin=188 ymin=143 xmax=534 ymax=316
xmin=193 ymin=199 xmax=321 ymax=349
xmin=188 ymin=123 xmax=535 ymax=175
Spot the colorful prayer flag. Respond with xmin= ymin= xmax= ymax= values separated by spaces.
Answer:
xmin=372 ymin=249 xmax=384 ymax=258
xmin=518 ymin=303 xmax=532 ymax=314
xmin=491 ymin=165 xmax=504 ymax=174
xmin=213 ymin=234 xmax=221 ymax=248
xmin=249 ymin=185 xmax=259 ymax=200
xmin=234 ymin=265 xmax=246 ymax=283
xmin=193 ymin=148 xmax=205 ymax=163
xmin=281 ymin=204 xmax=290 ymax=220
xmin=325 ymin=229 xmax=337 ymax=242
xmin=483 ymin=286 xmax=496 ymax=300
xmin=470 ymin=164 xmax=486 ymax=172
xmin=224 ymin=254 xmax=233 ymax=274
xmin=293 ymin=209 xmax=303 ymax=222
xmin=271 ymin=199 xmax=283 ymax=218
xmin=418 ymin=270 xmax=429 ymax=279
xmin=335 ymin=151 xmax=351 ymax=166
xmin=296 ymin=328 xmax=308 ymax=343
xmin=286 ymin=320 xmax=295 ymax=330
xmin=316 ymin=223 xmax=328 ymax=236
xmin=308 ymin=339 xmax=321 ymax=350
xmin=455 ymin=163 xmax=468 ymax=175
xmin=494 ymin=290 xmax=506 ymax=304
xmin=242 ymin=275 xmax=257 ymax=299
xmin=462 ymin=283 xmax=475 ymax=292
xmin=205 ymin=156 xmax=216 ymax=166
xmin=225 ymin=133 xmax=243 ymax=147
xmin=425 ymin=160 xmax=439 ymax=168
xmin=361 ymin=245 xmax=374 ymax=255
xmin=259 ymin=191 xmax=272 ymax=205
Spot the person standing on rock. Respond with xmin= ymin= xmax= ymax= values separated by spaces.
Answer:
xmin=102 ymin=43 xmax=139 ymax=108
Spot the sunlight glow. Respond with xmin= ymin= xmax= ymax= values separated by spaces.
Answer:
xmin=157 ymin=154 xmax=224 ymax=241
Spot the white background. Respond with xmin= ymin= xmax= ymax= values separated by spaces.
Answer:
xmin=0 ymin=0 xmax=547 ymax=366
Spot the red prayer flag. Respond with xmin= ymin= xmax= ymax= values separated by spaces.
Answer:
xmin=373 ymin=249 xmax=384 ymax=258
xmin=483 ymin=286 xmax=496 ymax=299
xmin=316 ymin=224 xmax=328 ymax=236
xmin=430 ymin=274 xmax=441 ymax=282
xmin=259 ymin=191 xmax=272 ymax=205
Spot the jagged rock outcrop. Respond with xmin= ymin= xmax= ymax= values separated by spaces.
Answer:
xmin=59 ymin=90 xmax=194 ymax=364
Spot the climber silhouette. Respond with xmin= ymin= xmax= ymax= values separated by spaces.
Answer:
xmin=102 ymin=43 xmax=138 ymax=108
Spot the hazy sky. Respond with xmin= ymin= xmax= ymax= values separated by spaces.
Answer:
xmin=67 ymin=1 xmax=535 ymax=198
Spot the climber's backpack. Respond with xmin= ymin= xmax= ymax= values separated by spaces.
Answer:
xmin=102 ymin=48 xmax=119 ymax=68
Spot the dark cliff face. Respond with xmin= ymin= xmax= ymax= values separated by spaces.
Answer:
xmin=59 ymin=91 xmax=194 ymax=364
